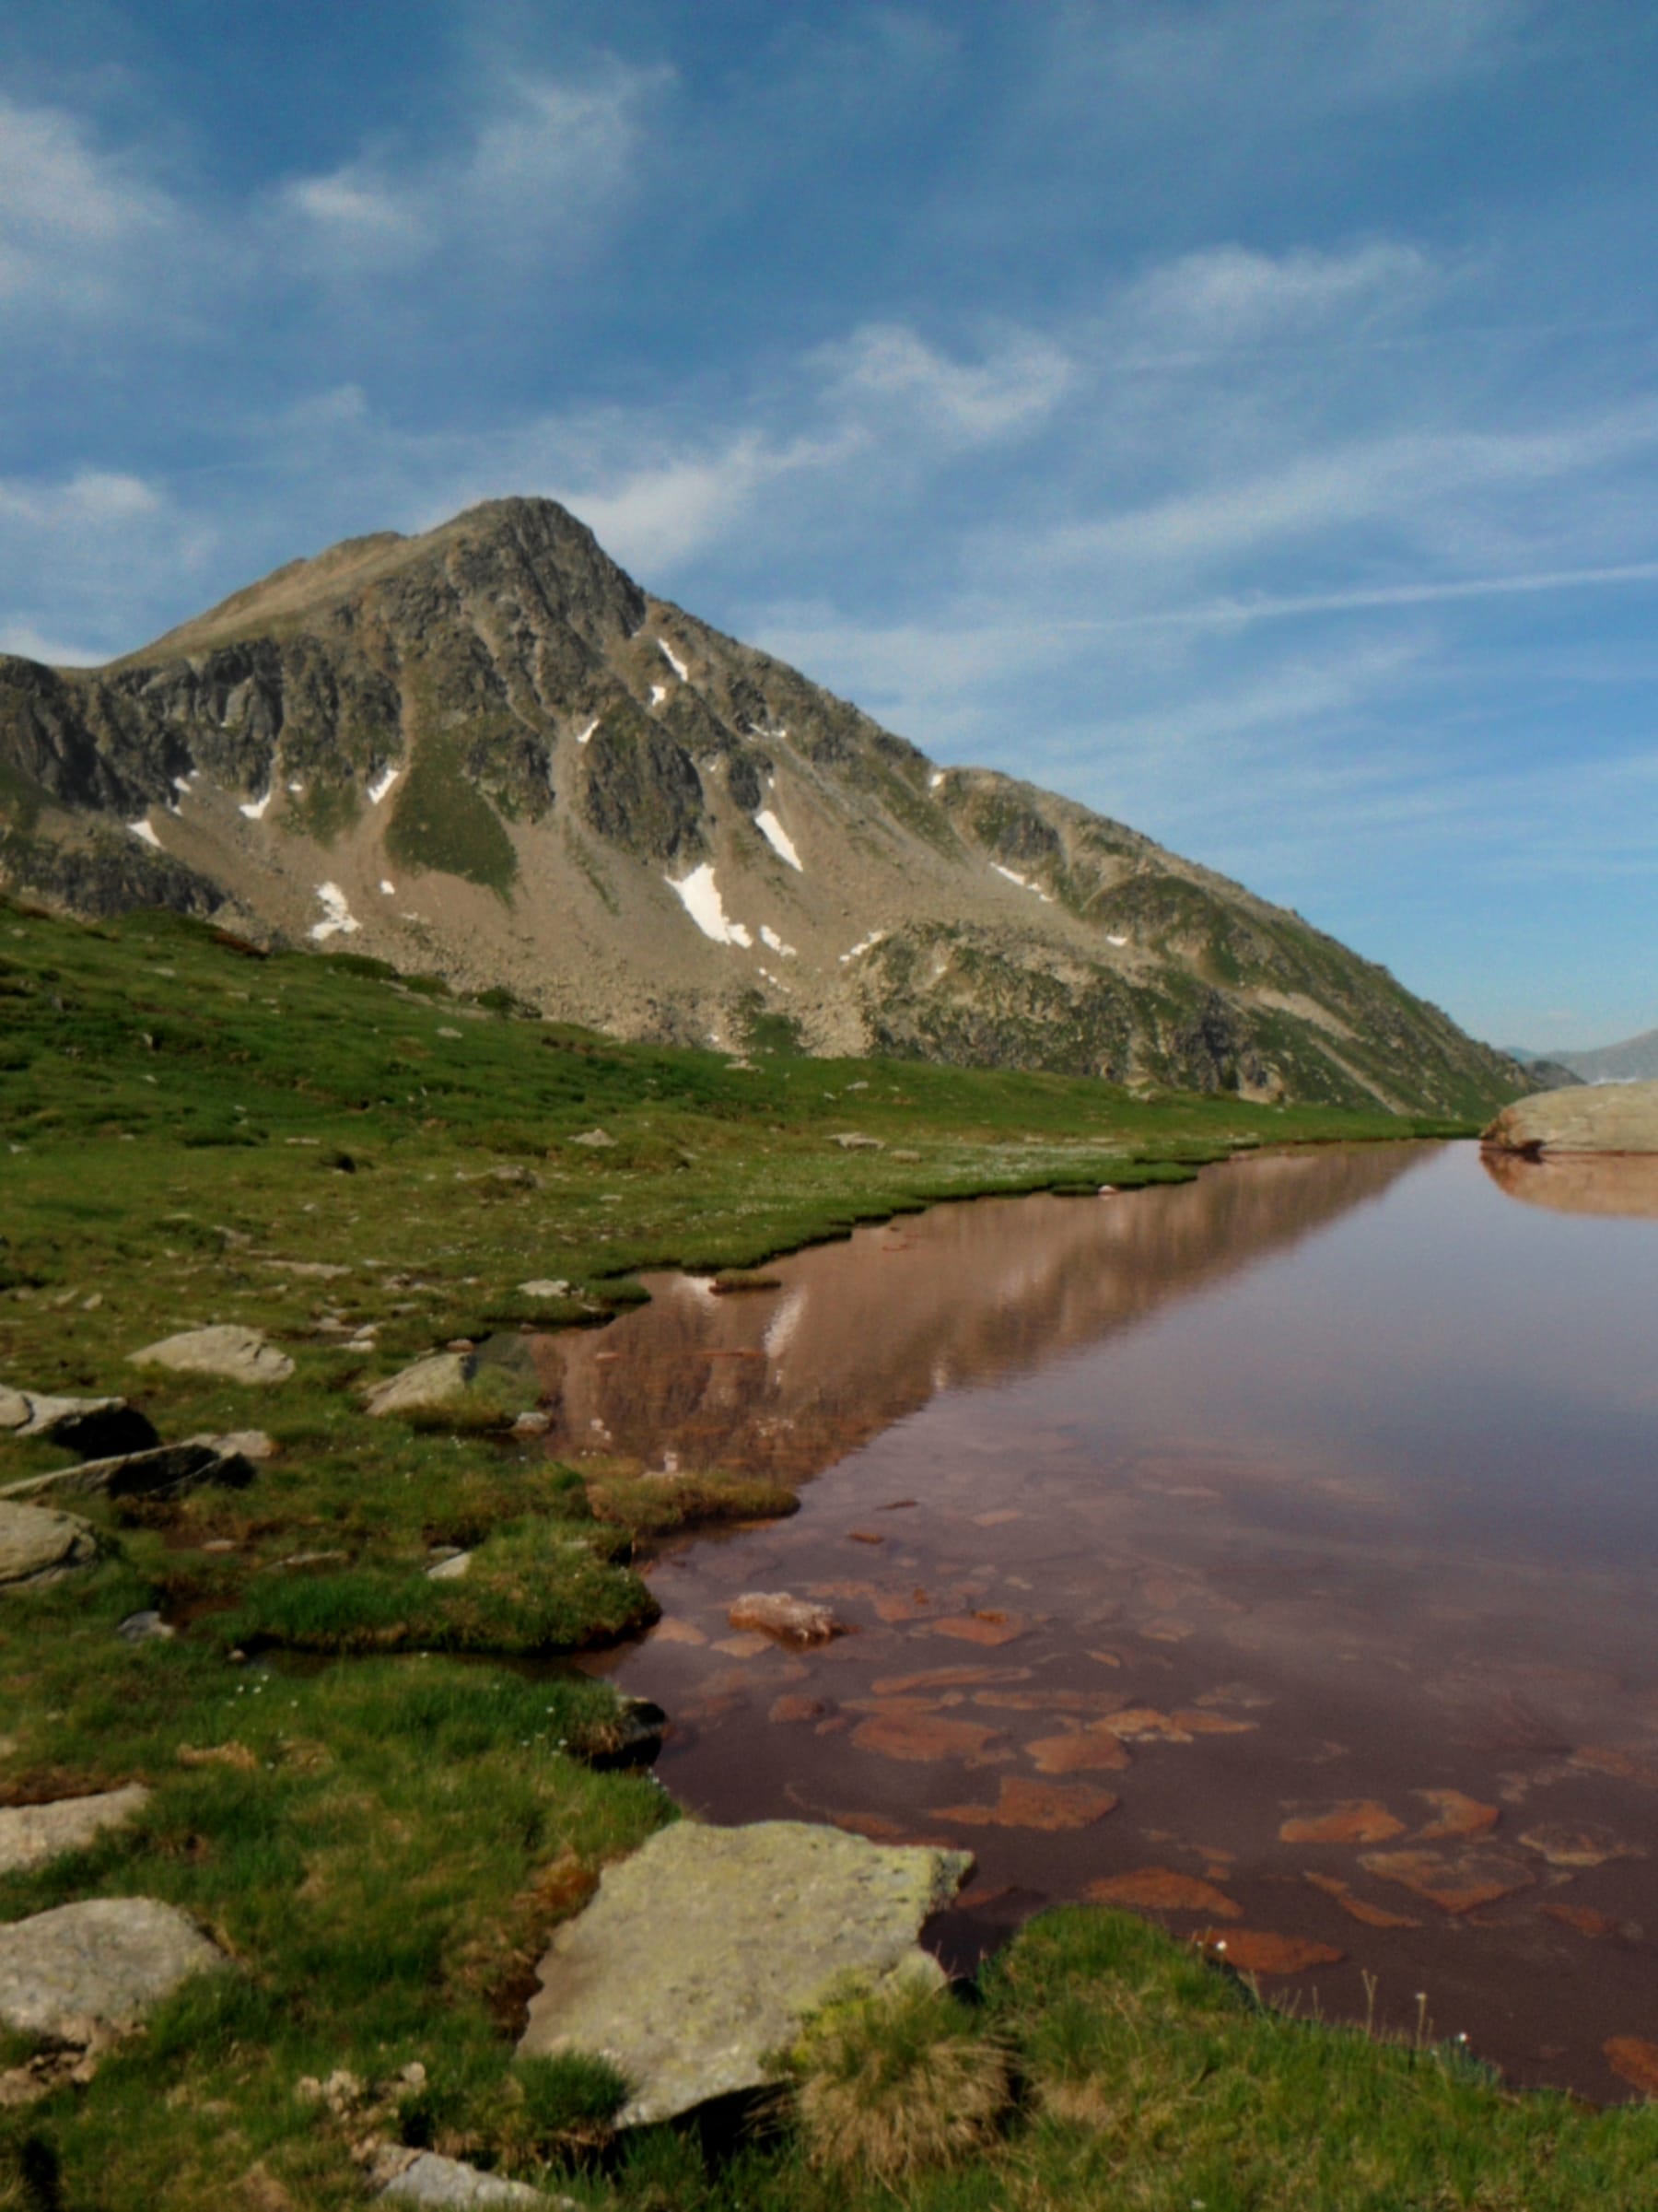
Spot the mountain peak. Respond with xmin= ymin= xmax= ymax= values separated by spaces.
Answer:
xmin=117 ymin=494 xmax=618 ymax=667
xmin=0 ymin=497 xmax=1524 ymax=1120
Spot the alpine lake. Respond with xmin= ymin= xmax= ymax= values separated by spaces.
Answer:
xmin=507 ymin=1140 xmax=1658 ymax=2104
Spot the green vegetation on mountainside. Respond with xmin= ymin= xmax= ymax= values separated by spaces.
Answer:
xmin=1 ymin=898 xmax=1632 ymax=2209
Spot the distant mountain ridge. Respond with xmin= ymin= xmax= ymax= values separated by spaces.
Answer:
xmin=1518 ymin=1029 xmax=1658 ymax=1085
xmin=0 ymin=496 xmax=1523 ymax=1118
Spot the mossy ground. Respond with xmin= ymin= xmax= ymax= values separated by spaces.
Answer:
xmin=0 ymin=897 xmax=1630 ymax=2207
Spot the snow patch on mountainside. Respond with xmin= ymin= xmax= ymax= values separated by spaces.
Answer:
xmin=992 ymin=862 xmax=1054 ymax=904
xmin=754 ymin=810 xmax=802 ymax=871
xmin=840 ymin=930 xmax=887 ymax=964
xmin=668 ymin=864 xmax=753 ymax=948
xmin=309 ymin=883 xmax=360 ymax=942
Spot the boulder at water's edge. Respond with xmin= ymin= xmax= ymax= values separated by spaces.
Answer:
xmin=1482 ymin=1080 xmax=1658 ymax=1156
xmin=518 ymin=1820 xmax=972 ymax=2125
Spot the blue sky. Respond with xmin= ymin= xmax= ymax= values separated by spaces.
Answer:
xmin=4 ymin=1 xmax=1656 ymax=1049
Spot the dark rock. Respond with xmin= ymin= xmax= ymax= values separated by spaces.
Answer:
xmin=575 ymin=1694 xmax=667 ymax=1772
xmin=0 ymin=1437 xmax=254 ymax=1504
xmin=0 ymin=1388 xmax=158 ymax=1458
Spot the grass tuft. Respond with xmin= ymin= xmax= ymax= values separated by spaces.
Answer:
xmin=792 ymin=1976 xmax=1011 ymax=2185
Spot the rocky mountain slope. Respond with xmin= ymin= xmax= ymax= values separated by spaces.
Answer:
xmin=0 ymin=497 xmax=1522 ymax=1117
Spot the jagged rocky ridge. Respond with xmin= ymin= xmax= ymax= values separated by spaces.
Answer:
xmin=0 ymin=497 xmax=1522 ymax=1116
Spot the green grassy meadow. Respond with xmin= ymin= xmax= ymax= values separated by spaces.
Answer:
xmin=4 ymin=896 xmax=1648 ymax=2209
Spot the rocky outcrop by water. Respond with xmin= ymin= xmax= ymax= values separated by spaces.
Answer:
xmin=1483 ymin=1080 xmax=1658 ymax=1155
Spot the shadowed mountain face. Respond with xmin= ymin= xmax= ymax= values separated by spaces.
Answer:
xmin=0 ymin=497 xmax=1520 ymax=1116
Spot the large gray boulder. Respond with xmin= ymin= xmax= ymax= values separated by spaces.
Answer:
xmin=1484 ymin=1080 xmax=1658 ymax=1155
xmin=0 ymin=1501 xmax=98 ymax=1588
xmin=128 ymin=1325 xmax=295 ymax=1385
xmin=363 ymin=1352 xmax=473 ymax=1418
xmin=519 ymin=1820 xmax=972 ymax=2125
xmin=0 ymin=1786 xmax=150 ymax=1877
xmin=0 ymin=1898 xmax=229 ymax=2039
xmin=0 ymin=1388 xmax=158 ymax=1458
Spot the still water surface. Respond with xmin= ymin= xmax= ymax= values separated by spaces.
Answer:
xmin=534 ymin=1142 xmax=1658 ymax=2101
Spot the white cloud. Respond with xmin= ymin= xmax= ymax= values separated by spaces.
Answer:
xmin=1011 ymin=401 xmax=1658 ymax=600
xmin=1119 ymin=242 xmax=1434 ymax=352
xmin=553 ymin=430 xmax=858 ymax=571
xmin=826 ymin=323 xmax=1076 ymax=440
xmin=0 ymin=94 xmax=177 ymax=312
xmin=0 ymin=620 xmax=105 ymax=668
xmin=270 ymin=62 xmax=671 ymax=278
xmin=0 ymin=470 xmax=162 ymax=529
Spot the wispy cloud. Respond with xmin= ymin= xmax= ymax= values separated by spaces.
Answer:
xmin=0 ymin=92 xmax=179 ymax=316
xmin=267 ymin=61 xmax=671 ymax=280
xmin=823 ymin=323 xmax=1076 ymax=442
xmin=1037 ymin=0 xmax=1538 ymax=129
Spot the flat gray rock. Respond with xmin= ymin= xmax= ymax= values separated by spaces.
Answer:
xmin=378 ymin=2152 xmax=563 ymax=2206
xmin=1484 ymin=1080 xmax=1658 ymax=1155
xmin=520 ymin=1819 xmax=972 ymax=2125
xmin=128 ymin=1325 xmax=295 ymax=1386
xmin=0 ymin=1389 xmax=158 ymax=1457
xmin=212 ymin=1429 xmax=276 ymax=1461
xmin=363 ymin=1352 xmax=473 ymax=1418
xmin=0 ymin=1786 xmax=150 ymax=1877
xmin=0 ymin=1437 xmax=253 ymax=1505
xmin=0 ymin=1898 xmax=229 ymax=2039
xmin=0 ymin=1501 xmax=98 ymax=1588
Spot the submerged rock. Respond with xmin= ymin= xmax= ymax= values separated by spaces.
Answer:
xmin=0 ymin=1785 xmax=151 ymax=1877
xmin=1202 ymin=1928 xmax=1345 ymax=1974
xmin=519 ymin=1819 xmax=972 ymax=2125
xmin=0 ymin=1897 xmax=230 ymax=2039
xmin=129 ymin=1325 xmax=295 ymax=1386
xmin=0 ymin=1501 xmax=98 ymax=1588
xmin=726 ymin=1591 xmax=841 ymax=1645
xmin=1085 ymin=1867 xmax=1243 ymax=1920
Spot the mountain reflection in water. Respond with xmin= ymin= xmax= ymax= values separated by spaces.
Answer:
xmin=529 ymin=1142 xmax=1422 ymax=1484
xmin=539 ymin=1143 xmax=1658 ymax=2105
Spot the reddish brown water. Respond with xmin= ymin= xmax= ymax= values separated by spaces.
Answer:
xmin=534 ymin=1142 xmax=1658 ymax=2101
